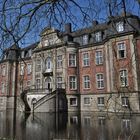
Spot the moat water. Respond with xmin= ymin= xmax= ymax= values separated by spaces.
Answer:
xmin=0 ymin=110 xmax=140 ymax=140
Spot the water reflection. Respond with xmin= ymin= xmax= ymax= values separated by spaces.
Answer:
xmin=0 ymin=110 xmax=140 ymax=140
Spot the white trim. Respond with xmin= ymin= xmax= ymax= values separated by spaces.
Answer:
xmin=69 ymin=75 xmax=77 ymax=90
xmin=119 ymin=69 xmax=128 ymax=87
xmin=70 ymin=97 xmax=77 ymax=106
xmin=96 ymin=73 xmax=104 ymax=89
xmin=83 ymin=97 xmax=91 ymax=105
xmin=68 ymin=53 xmax=76 ymax=67
xmin=83 ymin=75 xmax=90 ymax=89
xmin=82 ymin=52 xmax=90 ymax=67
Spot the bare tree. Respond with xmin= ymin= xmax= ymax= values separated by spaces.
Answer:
xmin=0 ymin=0 xmax=139 ymax=51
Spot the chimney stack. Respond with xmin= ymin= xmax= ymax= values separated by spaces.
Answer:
xmin=65 ymin=23 xmax=72 ymax=34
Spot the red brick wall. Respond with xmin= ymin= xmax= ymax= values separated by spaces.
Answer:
xmin=78 ymin=47 xmax=107 ymax=94
xmin=112 ymin=39 xmax=135 ymax=91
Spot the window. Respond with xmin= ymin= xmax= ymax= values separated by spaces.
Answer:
xmin=20 ymin=65 xmax=24 ymax=75
xmin=96 ymin=74 xmax=104 ymax=89
xmin=69 ymin=54 xmax=76 ymax=67
xmin=27 ymin=64 xmax=32 ymax=75
xmin=2 ymin=66 xmax=6 ymax=76
xmin=1 ymin=83 xmax=5 ymax=93
xmin=122 ymin=119 xmax=131 ymax=130
xmin=44 ymin=35 xmax=54 ymax=46
xmin=95 ymin=51 xmax=103 ymax=65
xmin=120 ymin=70 xmax=128 ymax=87
xmin=70 ymin=116 xmax=78 ymax=124
xmin=35 ymin=59 xmax=41 ymax=72
xmin=116 ymin=22 xmax=124 ymax=32
xmin=36 ymin=79 xmax=40 ymax=89
xmin=45 ymin=57 xmax=52 ymax=70
xmin=84 ymin=97 xmax=91 ymax=105
xmin=117 ymin=42 xmax=126 ymax=59
xmin=83 ymin=35 xmax=88 ymax=45
xmin=83 ymin=53 xmax=89 ymax=66
xmin=69 ymin=76 xmax=77 ymax=90
xmin=98 ymin=117 xmax=105 ymax=125
xmin=121 ymin=97 xmax=129 ymax=107
xmin=70 ymin=98 xmax=77 ymax=106
xmin=98 ymin=97 xmax=104 ymax=106
xmin=95 ymin=32 xmax=102 ymax=42
xmin=84 ymin=117 xmax=91 ymax=125
xmin=57 ymin=77 xmax=63 ymax=88
xmin=57 ymin=55 xmax=62 ymax=68
xmin=83 ymin=76 xmax=90 ymax=89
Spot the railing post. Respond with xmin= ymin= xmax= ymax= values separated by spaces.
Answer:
xmin=33 ymin=103 xmax=34 ymax=120
xmin=32 ymin=100 xmax=37 ymax=120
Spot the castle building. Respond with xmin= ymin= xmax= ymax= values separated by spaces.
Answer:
xmin=0 ymin=13 xmax=140 ymax=113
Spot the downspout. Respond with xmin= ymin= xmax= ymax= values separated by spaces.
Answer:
xmin=133 ymin=38 xmax=140 ymax=110
xmin=76 ymin=44 xmax=81 ymax=113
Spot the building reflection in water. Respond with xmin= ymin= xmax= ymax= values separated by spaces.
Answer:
xmin=0 ymin=110 xmax=140 ymax=140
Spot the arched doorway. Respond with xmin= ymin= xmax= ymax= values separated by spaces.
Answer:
xmin=45 ymin=77 xmax=52 ymax=90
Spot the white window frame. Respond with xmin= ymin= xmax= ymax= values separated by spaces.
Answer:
xmin=27 ymin=64 xmax=32 ymax=75
xmin=116 ymin=21 xmax=124 ymax=32
xmin=98 ymin=97 xmax=104 ymax=106
xmin=83 ymin=52 xmax=90 ymax=66
xmin=95 ymin=32 xmax=102 ymax=42
xmin=121 ymin=97 xmax=129 ymax=107
xmin=84 ymin=97 xmax=91 ymax=105
xmin=120 ymin=69 xmax=128 ymax=87
xmin=57 ymin=55 xmax=63 ymax=69
xmin=44 ymin=35 xmax=54 ymax=46
xmin=95 ymin=51 xmax=103 ymax=65
xmin=117 ymin=42 xmax=126 ymax=59
xmin=69 ymin=53 xmax=76 ymax=67
xmin=83 ymin=75 xmax=90 ymax=89
xmin=57 ymin=76 xmax=63 ymax=88
xmin=69 ymin=76 xmax=77 ymax=90
xmin=83 ymin=35 xmax=88 ymax=45
xmin=96 ymin=73 xmax=104 ymax=89
xmin=70 ymin=98 xmax=77 ymax=106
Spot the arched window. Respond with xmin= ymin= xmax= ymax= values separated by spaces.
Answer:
xmin=45 ymin=57 xmax=52 ymax=70
xmin=45 ymin=77 xmax=52 ymax=89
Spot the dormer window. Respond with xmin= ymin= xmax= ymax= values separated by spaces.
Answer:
xmin=21 ymin=51 xmax=24 ymax=58
xmin=28 ymin=50 xmax=32 ymax=57
xmin=95 ymin=32 xmax=102 ymax=42
xmin=83 ymin=35 xmax=88 ymax=45
xmin=116 ymin=22 xmax=124 ymax=32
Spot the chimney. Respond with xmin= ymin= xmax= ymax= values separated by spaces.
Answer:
xmin=65 ymin=23 xmax=72 ymax=34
